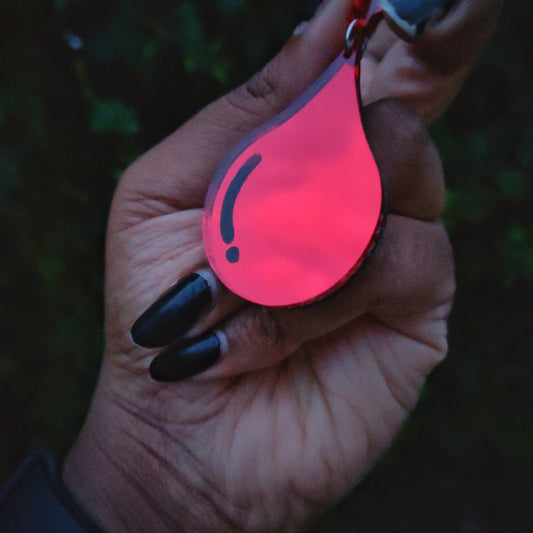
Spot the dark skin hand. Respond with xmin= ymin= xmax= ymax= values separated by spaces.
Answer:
xmin=62 ymin=0 xmax=502 ymax=531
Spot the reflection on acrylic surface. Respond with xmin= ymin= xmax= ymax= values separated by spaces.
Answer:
xmin=203 ymin=55 xmax=383 ymax=307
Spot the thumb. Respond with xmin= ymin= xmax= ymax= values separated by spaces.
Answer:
xmin=363 ymin=0 xmax=503 ymax=122
xmin=117 ymin=0 xmax=355 ymax=212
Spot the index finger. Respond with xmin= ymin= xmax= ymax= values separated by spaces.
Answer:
xmin=112 ymin=0 xmax=355 ymax=216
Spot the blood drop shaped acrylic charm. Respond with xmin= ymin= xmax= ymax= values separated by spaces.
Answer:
xmin=203 ymin=48 xmax=384 ymax=307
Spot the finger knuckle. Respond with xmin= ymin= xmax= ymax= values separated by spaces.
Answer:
xmin=393 ymin=102 xmax=431 ymax=151
xmin=369 ymin=99 xmax=431 ymax=149
xmin=223 ymin=53 xmax=296 ymax=126
xmin=245 ymin=60 xmax=280 ymax=100
xmin=224 ymin=60 xmax=281 ymax=118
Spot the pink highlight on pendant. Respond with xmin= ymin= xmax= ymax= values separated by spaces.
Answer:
xmin=203 ymin=54 xmax=384 ymax=307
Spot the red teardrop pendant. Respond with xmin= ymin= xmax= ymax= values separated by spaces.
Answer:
xmin=203 ymin=52 xmax=384 ymax=307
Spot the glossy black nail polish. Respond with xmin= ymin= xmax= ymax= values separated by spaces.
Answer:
xmin=131 ymin=273 xmax=211 ymax=348
xmin=149 ymin=332 xmax=221 ymax=382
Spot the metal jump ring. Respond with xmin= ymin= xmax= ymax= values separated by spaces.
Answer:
xmin=344 ymin=18 xmax=359 ymax=57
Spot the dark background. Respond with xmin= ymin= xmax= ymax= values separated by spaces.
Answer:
xmin=0 ymin=1 xmax=531 ymax=531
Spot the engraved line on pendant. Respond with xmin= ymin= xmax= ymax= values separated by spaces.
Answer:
xmin=220 ymin=153 xmax=262 ymax=263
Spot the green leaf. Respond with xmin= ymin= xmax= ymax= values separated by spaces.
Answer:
xmin=90 ymin=100 xmax=140 ymax=135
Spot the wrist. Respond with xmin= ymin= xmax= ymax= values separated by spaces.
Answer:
xmin=62 ymin=396 xmax=165 ymax=532
xmin=61 ymin=381 xmax=200 ymax=533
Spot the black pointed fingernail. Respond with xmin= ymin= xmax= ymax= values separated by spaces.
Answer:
xmin=131 ymin=273 xmax=211 ymax=348
xmin=149 ymin=332 xmax=221 ymax=382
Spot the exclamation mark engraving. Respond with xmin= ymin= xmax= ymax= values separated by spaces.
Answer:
xmin=220 ymin=153 xmax=262 ymax=263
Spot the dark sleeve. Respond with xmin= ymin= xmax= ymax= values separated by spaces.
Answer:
xmin=0 ymin=449 xmax=103 ymax=533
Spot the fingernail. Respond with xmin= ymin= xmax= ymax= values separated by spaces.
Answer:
xmin=379 ymin=0 xmax=456 ymax=36
xmin=131 ymin=273 xmax=211 ymax=348
xmin=149 ymin=332 xmax=221 ymax=382
xmin=293 ymin=21 xmax=310 ymax=36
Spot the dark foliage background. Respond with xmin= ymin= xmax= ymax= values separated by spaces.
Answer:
xmin=0 ymin=1 xmax=531 ymax=531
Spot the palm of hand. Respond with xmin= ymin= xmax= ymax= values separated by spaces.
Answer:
xmin=102 ymin=129 xmax=451 ymax=531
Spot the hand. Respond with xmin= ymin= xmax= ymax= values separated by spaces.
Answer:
xmin=62 ymin=1 xmax=500 ymax=531
xmin=361 ymin=0 xmax=502 ymax=121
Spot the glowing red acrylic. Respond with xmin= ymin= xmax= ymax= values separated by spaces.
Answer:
xmin=203 ymin=7 xmax=384 ymax=307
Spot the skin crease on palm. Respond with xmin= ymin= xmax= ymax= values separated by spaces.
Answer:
xmin=61 ymin=0 xmax=503 ymax=532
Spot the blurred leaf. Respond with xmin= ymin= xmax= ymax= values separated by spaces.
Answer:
xmin=36 ymin=250 xmax=64 ymax=287
xmin=53 ymin=0 xmax=71 ymax=11
xmin=0 ymin=146 xmax=20 ymax=201
xmin=216 ymin=0 xmax=246 ymax=14
xmin=518 ymin=120 xmax=533 ymax=168
xmin=495 ymin=169 xmax=528 ymax=201
xmin=90 ymin=99 xmax=140 ymax=134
